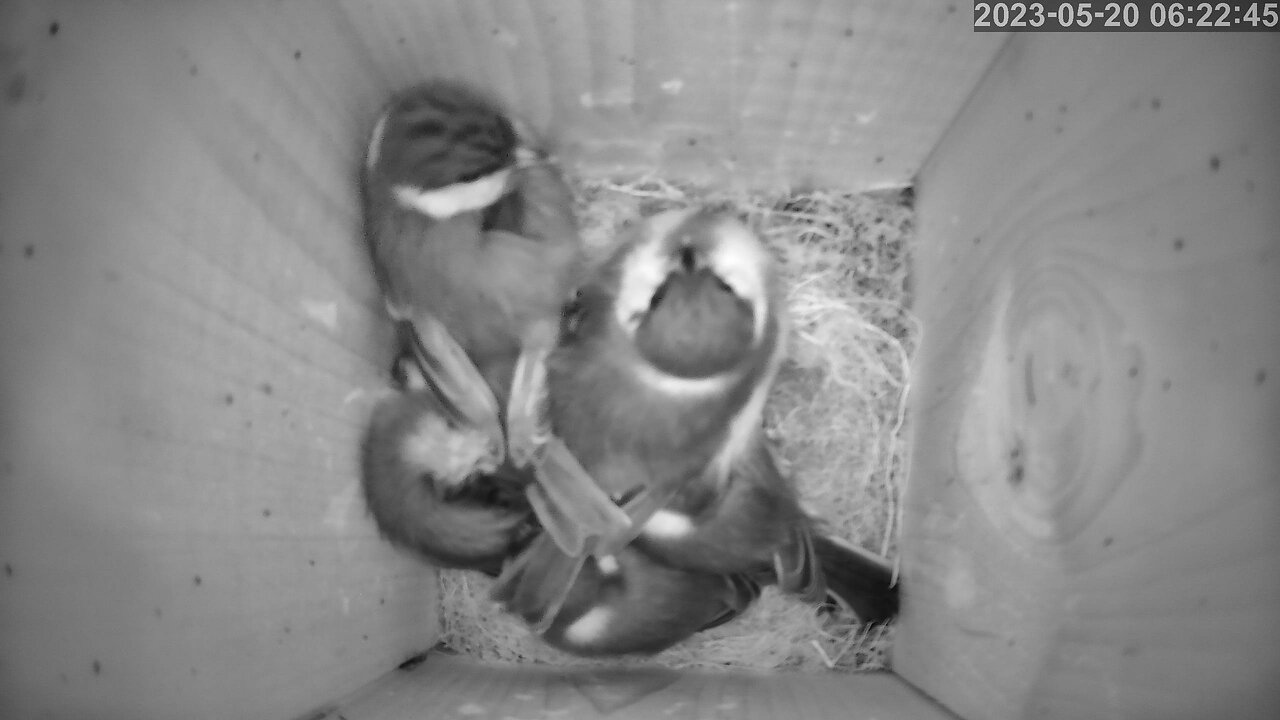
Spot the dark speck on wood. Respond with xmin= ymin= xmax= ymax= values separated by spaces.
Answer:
xmin=6 ymin=74 xmax=26 ymax=103
xmin=1024 ymin=355 xmax=1036 ymax=406
xmin=398 ymin=651 xmax=429 ymax=670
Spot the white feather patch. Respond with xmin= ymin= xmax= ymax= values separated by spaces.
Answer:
xmin=709 ymin=312 xmax=788 ymax=481
xmin=614 ymin=208 xmax=699 ymax=334
xmin=632 ymin=360 xmax=736 ymax=398
xmin=399 ymin=415 xmax=492 ymax=486
xmin=642 ymin=510 xmax=695 ymax=540
xmin=563 ymin=606 xmax=614 ymax=647
xmin=595 ymin=555 xmax=621 ymax=576
xmin=703 ymin=217 xmax=773 ymax=343
xmin=391 ymin=167 xmax=513 ymax=219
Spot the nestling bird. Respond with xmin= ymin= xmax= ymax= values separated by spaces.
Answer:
xmin=493 ymin=208 xmax=899 ymax=631
xmin=359 ymin=336 xmax=536 ymax=577
xmin=529 ymin=548 xmax=761 ymax=657
xmin=360 ymin=79 xmax=629 ymax=557
xmin=490 ymin=207 xmax=809 ymax=629
xmin=635 ymin=434 xmax=900 ymax=623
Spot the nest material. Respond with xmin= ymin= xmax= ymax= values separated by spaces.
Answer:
xmin=435 ymin=176 xmax=918 ymax=672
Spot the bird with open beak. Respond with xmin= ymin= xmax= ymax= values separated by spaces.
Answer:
xmin=491 ymin=208 xmax=831 ymax=629
xmin=360 ymin=79 xmax=629 ymax=558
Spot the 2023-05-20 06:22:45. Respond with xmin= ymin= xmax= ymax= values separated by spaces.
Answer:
xmin=974 ymin=2 xmax=1280 ymax=30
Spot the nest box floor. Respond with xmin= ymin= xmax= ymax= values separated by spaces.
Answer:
xmin=325 ymin=653 xmax=957 ymax=720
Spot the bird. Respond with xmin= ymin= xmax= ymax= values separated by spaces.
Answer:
xmin=634 ymin=434 xmax=900 ymax=623
xmin=489 ymin=207 xmax=804 ymax=630
xmin=360 ymin=79 xmax=630 ymax=558
xmin=359 ymin=334 xmax=537 ymax=577
xmin=529 ymin=548 xmax=761 ymax=657
xmin=542 ymin=207 xmax=790 ymax=508
xmin=492 ymin=207 xmax=899 ymax=631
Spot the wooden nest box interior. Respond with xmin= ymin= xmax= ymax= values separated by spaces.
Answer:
xmin=1 ymin=2 xmax=1277 ymax=719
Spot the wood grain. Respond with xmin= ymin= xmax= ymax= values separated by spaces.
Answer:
xmin=321 ymin=0 xmax=1005 ymax=192
xmin=896 ymin=32 xmax=1280 ymax=720
xmin=0 ymin=4 xmax=435 ymax=719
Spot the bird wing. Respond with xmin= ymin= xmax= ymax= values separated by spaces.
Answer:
xmin=489 ymin=531 xmax=588 ymax=635
xmin=772 ymin=521 xmax=827 ymax=605
xmin=398 ymin=315 xmax=506 ymax=459
xmin=524 ymin=437 xmax=633 ymax=558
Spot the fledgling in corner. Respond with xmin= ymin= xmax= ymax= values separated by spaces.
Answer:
xmin=359 ymin=338 xmax=537 ymax=577
xmin=360 ymin=78 xmax=629 ymax=557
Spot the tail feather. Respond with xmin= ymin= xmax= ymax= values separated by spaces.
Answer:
xmin=811 ymin=534 xmax=899 ymax=624
xmin=490 ymin=533 xmax=588 ymax=634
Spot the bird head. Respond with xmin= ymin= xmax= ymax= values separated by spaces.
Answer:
xmin=610 ymin=209 xmax=783 ymax=386
xmin=365 ymin=80 xmax=524 ymax=220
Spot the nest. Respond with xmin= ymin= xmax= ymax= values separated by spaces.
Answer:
xmin=435 ymin=175 xmax=919 ymax=672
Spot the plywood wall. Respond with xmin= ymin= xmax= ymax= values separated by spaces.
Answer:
xmin=897 ymin=32 xmax=1280 ymax=720
xmin=0 ymin=1 xmax=1001 ymax=718
xmin=0 ymin=4 xmax=435 ymax=719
